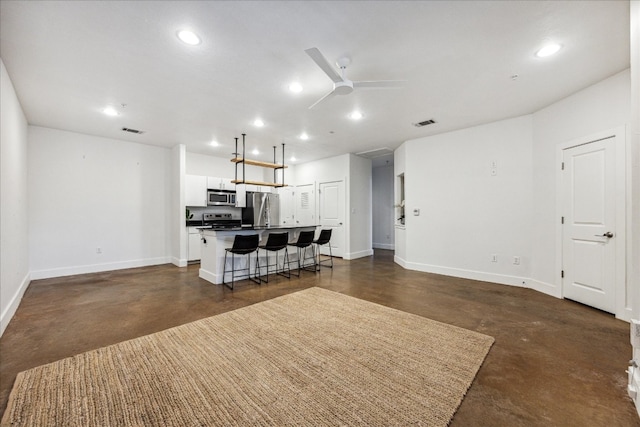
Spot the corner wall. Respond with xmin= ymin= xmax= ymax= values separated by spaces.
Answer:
xmin=401 ymin=115 xmax=533 ymax=287
xmin=396 ymin=70 xmax=631 ymax=317
xmin=28 ymin=126 xmax=172 ymax=279
xmin=294 ymin=153 xmax=373 ymax=260
xmin=0 ymin=59 xmax=30 ymax=336
xmin=348 ymin=154 xmax=373 ymax=259
xmin=531 ymin=69 xmax=630 ymax=296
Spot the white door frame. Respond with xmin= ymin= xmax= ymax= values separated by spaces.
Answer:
xmin=555 ymin=126 xmax=627 ymax=320
xmin=318 ymin=179 xmax=346 ymax=258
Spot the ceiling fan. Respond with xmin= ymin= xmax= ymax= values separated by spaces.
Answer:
xmin=305 ymin=47 xmax=405 ymax=109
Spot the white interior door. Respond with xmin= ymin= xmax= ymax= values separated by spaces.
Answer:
xmin=562 ymin=137 xmax=616 ymax=313
xmin=295 ymin=184 xmax=315 ymax=226
xmin=319 ymin=180 xmax=345 ymax=258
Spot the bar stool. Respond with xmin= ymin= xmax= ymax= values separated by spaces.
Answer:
xmin=258 ymin=232 xmax=290 ymax=282
xmin=287 ymin=230 xmax=317 ymax=276
xmin=313 ymin=229 xmax=333 ymax=270
xmin=222 ymin=234 xmax=260 ymax=290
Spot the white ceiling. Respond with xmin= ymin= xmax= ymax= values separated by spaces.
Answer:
xmin=0 ymin=1 xmax=630 ymax=165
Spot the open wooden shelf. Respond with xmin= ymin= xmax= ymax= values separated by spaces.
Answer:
xmin=231 ymin=158 xmax=287 ymax=169
xmin=231 ymin=179 xmax=287 ymax=188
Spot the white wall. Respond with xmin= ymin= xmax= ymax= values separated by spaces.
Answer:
xmin=294 ymin=154 xmax=349 ymax=185
xmin=531 ymin=69 xmax=630 ymax=295
xmin=396 ymin=70 xmax=632 ymax=314
xmin=0 ymin=59 xmax=30 ymax=336
xmin=372 ymin=164 xmax=395 ymax=250
xmin=348 ymin=154 xmax=373 ymax=259
xmin=171 ymin=144 xmax=187 ymax=266
xmin=401 ymin=115 xmax=533 ymax=286
xmin=186 ymin=152 xmax=274 ymax=183
xmin=631 ymin=0 xmax=640 ymax=322
xmin=394 ymin=143 xmax=407 ymax=264
xmin=294 ymin=153 xmax=373 ymax=260
xmin=28 ymin=126 xmax=172 ymax=278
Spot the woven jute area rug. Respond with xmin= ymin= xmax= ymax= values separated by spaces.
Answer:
xmin=2 ymin=287 xmax=494 ymax=426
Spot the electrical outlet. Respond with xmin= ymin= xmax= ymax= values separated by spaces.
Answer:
xmin=513 ymin=256 xmax=520 ymax=265
xmin=491 ymin=254 xmax=498 ymax=262
xmin=96 ymin=247 xmax=102 ymax=254
xmin=490 ymin=160 xmax=498 ymax=176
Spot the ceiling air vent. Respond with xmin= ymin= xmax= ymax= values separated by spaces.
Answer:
xmin=413 ymin=119 xmax=436 ymax=127
xmin=122 ymin=127 xmax=145 ymax=134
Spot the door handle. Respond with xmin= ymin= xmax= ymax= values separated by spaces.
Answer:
xmin=595 ymin=232 xmax=614 ymax=238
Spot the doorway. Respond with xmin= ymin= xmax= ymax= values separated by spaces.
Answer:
xmin=319 ymin=180 xmax=345 ymax=258
xmin=559 ymin=128 xmax=626 ymax=316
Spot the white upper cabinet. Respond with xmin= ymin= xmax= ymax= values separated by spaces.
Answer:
xmin=186 ymin=175 xmax=207 ymax=207
xmin=207 ymin=177 xmax=234 ymax=190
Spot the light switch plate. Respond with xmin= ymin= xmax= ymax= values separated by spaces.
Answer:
xmin=413 ymin=208 xmax=420 ymax=216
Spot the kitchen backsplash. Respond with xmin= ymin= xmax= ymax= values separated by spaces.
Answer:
xmin=186 ymin=206 xmax=241 ymax=222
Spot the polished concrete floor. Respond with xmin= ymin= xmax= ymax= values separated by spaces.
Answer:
xmin=1 ymin=250 xmax=638 ymax=425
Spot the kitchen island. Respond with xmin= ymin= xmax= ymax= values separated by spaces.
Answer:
xmin=198 ymin=225 xmax=318 ymax=285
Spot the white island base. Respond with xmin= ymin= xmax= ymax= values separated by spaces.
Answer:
xmin=198 ymin=226 xmax=318 ymax=285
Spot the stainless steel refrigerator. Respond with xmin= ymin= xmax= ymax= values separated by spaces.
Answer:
xmin=242 ymin=192 xmax=280 ymax=227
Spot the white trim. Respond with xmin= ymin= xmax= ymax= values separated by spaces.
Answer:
xmin=343 ymin=249 xmax=374 ymax=260
xmin=198 ymin=267 xmax=220 ymax=285
xmin=30 ymin=256 xmax=171 ymax=280
xmin=620 ymin=307 xmax=634 ymax=323
xmin=528 ymin=278 xmax=561 ymax=298
xmin=404 ymin=261 xmax=528 ymax=288
xmin=373 ymin=243 xmax=395 ymax=250
xmin=0 ymin=271 xmax=30 ymax=337
xmin=394 ymin=255 xmax=407 ymax=268
xmin=556 ymin=126 xmax=627 ymax=319
xmin=172 ymin=256 xmax=188 ymax=267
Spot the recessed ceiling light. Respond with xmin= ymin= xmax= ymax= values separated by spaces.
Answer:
xmin=177 ymin=30 xmax=201 ymax=46
xmin=252 ymin=148 xmax=260 ymax=155
xmin=290 ymin=156 xmax=297 ymax=162
xmin=210 ymin=141 xmax=219 ymax=147
xmin=102 ymin=106 xmax=119 ymax=117
xmin=299 ymin=132 xmax=309 ymax=140
xmin=535 ymin=43 xmax=562 ymax=58
xmin=253 ymin=119 xmax=264 ymax=127
xmin=349 ymin=111 xmax=363 ymax=120
xmin=289 ymin=82 xmax=303 ymax=93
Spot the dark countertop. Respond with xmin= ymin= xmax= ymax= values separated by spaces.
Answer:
xmin=251 ymin=224 xmax=319 ymax=230
xmin=199 ymin=224 xmax=319 ymax=232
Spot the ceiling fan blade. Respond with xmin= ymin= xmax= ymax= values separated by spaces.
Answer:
xmin=305 ymin=47 xmax=343 ymax=83
xmin=308 ymin=89 xmax=337 ymax=109
xmin=353 ymin=80 xmax=406 ymax=88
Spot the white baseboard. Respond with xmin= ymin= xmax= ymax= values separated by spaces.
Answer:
xmin=343 ymin=249 xmax=374 ymax=260
xmin=30 ymin=256 xmax=172 ymax=280
xmin=618 ymin=307 xmax=634 ymax=323
xmin=394 ymin=255 xmax=407 ymax=268
xmin=527 ymin=278 xmax=561 ymax=298
xmin=172 ymin=256 xmax=188 ymax=267
xmin=0 ymin=271 xmax=30 ymax=337
xmin=373 ymin=243 xmax=395 ymax=250
xmin=198 ymin=267 xmax=220 ymax=285
xmin=404 ymin=261 xmax=528 ymax=288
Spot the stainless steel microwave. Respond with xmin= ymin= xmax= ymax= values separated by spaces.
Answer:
xmin=207 ymin=190 xmax=236 ymax=206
